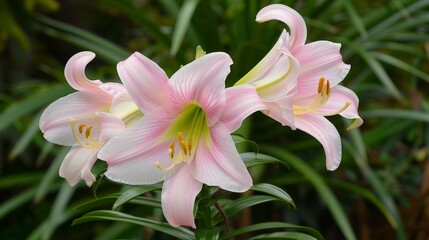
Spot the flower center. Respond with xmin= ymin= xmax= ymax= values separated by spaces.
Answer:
xmin=70 ymin=118 xmax=101 ymax=148
xmin=154 ymin=104 xmax=209 ymax=171
xmin=293 ymin=77 xmax=350 ymax=116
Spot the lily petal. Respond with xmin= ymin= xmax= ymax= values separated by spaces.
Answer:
xmin=59 ymin=146 xmax=100 ymax=187
xmin=96 ymin=112 xmax=125 ymax=142
xmin=117 ymin=52 xmax=169 ymax=113
xmin=317 ymin=85 xmax=363 ymax=129
xmin=294 ymin=115 xmax=342 ymax=171
xmin=98 ymin=110 xmax=174 ymax=184
xmin=256 ymin=4 xmax=307 ymax=49
xmin=190 ymin=123 xmax=252 ymax=192
xmin=161 ymin=166 xmax=202 ymax=228
xmin=295 ymin=41 xmax=350 ymax=96
xmin=40 ymin=91 xmax=110 ymax=145
xmin=263 ymin=93 xmax=296 ymax=128
xmin=168 ymin=52 xmax=232 ymax=126
xmin=64 ymin=51 xmax=103 ymax=92
xmin=221 ymin=85 xmax=267 ymax=132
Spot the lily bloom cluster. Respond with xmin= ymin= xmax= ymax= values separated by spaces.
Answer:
xmin=39 ymin=4 xmax=362 ymax=228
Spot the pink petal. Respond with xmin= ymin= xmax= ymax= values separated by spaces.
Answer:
xmin=190 ymin=123 xmax=252 ymax=192
xmin=161 ymin=166 xmax=202 ymax=228
xmin=318 ymin=85 xmax=363 ymax=129
xmin=221 ymin=85 xmax=267 ymax=132
xmin=256 ymin=4 xmax=307 ymax=49
xmin=59 ymin=146 xmax=100 ymax=187
xmin=96 ymin=112 xmax=125 ymax=142
xmin=168 ymin=52 xmax=233 ymax=126
xmin=117 ymin=52 xmax=169 ymax=113
xmin=295 ymin=41 xmax=350 ymax=97
xmin=98 ymin=110 xmax=175 ymax=185
xmin=294 ymin=115 xmax=342 ymax=171
xmin=263 ymin=93 xmax=296 ymax=128
xmin=64 ymin=51 xmax=103 ymax=92
xmin=39 ymin=91 xmax=110 ymax=145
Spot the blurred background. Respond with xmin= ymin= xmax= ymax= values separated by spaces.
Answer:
xmin=1 ymin=0 xmax=429 ymax=239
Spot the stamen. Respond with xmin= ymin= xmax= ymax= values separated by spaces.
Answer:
xmin=69 ymin=118 xmax=100 ymax=148
xmin=317 ymin=77 xmax=325 ymax=93
xmin=314 ymin=101 xmax=351 ymax=116
xmin=155 ymin=132 xmax=194 ymax=171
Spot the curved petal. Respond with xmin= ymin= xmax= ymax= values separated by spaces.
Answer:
xmin=98 ymin=110 xmax=175 ymax=185
xmin=117 ymin=52 xmax=169 ymax=113
xmin=64 ymin=51 xmax=103 ymax=92
xmin=96 ymin=112 xmax=125 ymax=142
xmin=59 ymin=146 xmax=100 ymax=187
xmin=190 ymin=123 xmax=252 ymax=192
xmin=256 ymin=4 xmax=307 ymax=49
xmin=263 ymin=93 xmax=296 ymax=128
xmin=294 ymin=115 xmax=341 ymax=171
xmin=221 ymin=85 xmax=267 ymax=132
xmin=161 ymin=166 xmax=202 ymax=228
xmin=295 ymin=41 xmax=350 ymax=96
xmin=39 ymin=91 xmax=110 ymax=145
xmin=168 ymin=52 xmax=233 ymax=126
xmin=317 ymin=85 xmax=363 ymax=129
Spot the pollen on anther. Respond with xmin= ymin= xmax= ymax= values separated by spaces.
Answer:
xmin=85 ymin=126 xmax=93 ymax=138
xmin=317 ymin=77 xmax=325 ymax=93
xmin=79 ymin=124 xmax=85 ymax=134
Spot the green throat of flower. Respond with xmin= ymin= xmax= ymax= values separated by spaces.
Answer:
xmin=292 ymin=77 xmax=350 ymax=116
xmin=155 ymin=104 xmax=209 ymax=171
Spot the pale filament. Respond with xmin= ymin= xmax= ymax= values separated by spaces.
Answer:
xmin=155 ymin=132 xmax=193 ymax=171
xmin=70 ymin=118 xmax=100 ymax=148
xmin=293 ymin=77 xmax=350 ymax=116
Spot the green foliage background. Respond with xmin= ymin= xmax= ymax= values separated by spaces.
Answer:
xmin=1 ymin=0 xmax=429 ymax=239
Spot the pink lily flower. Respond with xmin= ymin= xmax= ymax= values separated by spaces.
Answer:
xmin=98 ymin=52 xmax=266 ymax=228
xmin=39 ymin=51 xmax=142 ymax=187
xmin=238 ymin=4 xmax=363 ymax=170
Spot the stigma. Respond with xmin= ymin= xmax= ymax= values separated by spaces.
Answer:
xmin=70 ymin=118 xmax=101 ymax=148
xmin=293 ymin=77 xmax=350 ymax=116
xmin=155 ymin=132 xmax=193 ymax=171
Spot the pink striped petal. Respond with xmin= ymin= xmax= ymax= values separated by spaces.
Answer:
xmin=98 ymin=110 xmax=175 ymax=184
xmin=294 ymin=115 xmax=341 ymax=170
xmin=59 ymin=146 xmax=100 ymax=187
xmin=221 ymin=85 xmax=267 ymax=132
xmin=96 ymin=112 xmax=125 ymax=142
xmin=295 ymin=41 xmax=350 ymax=96
xmin=190 ymin=123 xmax=252 ymax=192
xmin=64 ymin=51 xmax=103 ymax=92
xmin=161 ymin=166 xmax=202 ymax=228
xmin=256 ymin=4 xmax=307 ymax=49
xmin=168 ymin=53 xmax=232 ymax=126
xmin=263 ymin=93 xmax=295 ymax=128
xmin=117 ymin=52 xmax=169 ymax=113
xmin=317 ymin=85 xmax=363 ymax=129
xmin=39 ymin=91 xmax=110 ymax=145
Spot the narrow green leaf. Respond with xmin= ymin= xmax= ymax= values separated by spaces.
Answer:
xmin=221 ymin=222 xmax=324 ymax=240
xmin=0 ymin=172 xmax=43 ymax=189
xmin=195 ymin=228 xmax=220 ymax=240
xmin=362 ymin=109 xmax=429 ymax=123
xmin=113 ymin=185 xmax=161 ymax=210
xmin=241 ymin=152 xmax=288 ymax=168
xmin=34 ymin=147 xmax=69 ymax=203
xmin=262 ymin=146 xmax=357 ymax=240
xmin=342 ymin=1 xmax=367 ymax=38
xmin=249 ymin=231 xmax=317 ymax=240
xmin=170 ymin=0 xmax=200 ymax=55
xmin=0 ymin=83 xmax=71 ymax=132
xmin=73 ymin=210 xmax=195 ymax=240
xmin=8 ymin=111 xmax=42 ymax=160
xmin=251 ymin=183 xmax=295 ymax=208
xmin=372 ymin=52 xmax=429 ymax=83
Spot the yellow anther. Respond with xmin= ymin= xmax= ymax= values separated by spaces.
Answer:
xmin=188 ymin=139 xmax=193 ymax=156
xmin=317 ymin=77 xmax=325 ymax=93
xmin=85 ymin=126 xmax=93 ymax=138
xmin=178 ymin=132 xmax=183 ymax=142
